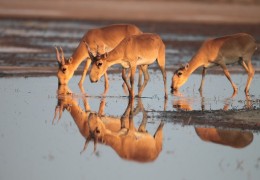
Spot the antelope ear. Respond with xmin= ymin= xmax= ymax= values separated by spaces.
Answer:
xmin=83 ymin=41 xmax=95 ymax=60
xmin=103 ymin=52 xmax=108 ymax=59
xmin=68 ymin=57 xmax=72 ymax=64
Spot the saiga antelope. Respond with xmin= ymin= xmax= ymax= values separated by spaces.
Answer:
xmin=171 ymin=33 xmax=257 ymax=96
xmin=87 ymin=33 xmax=168 ymax=99
xmin=55 ymin=24 xmax=142 ymax=94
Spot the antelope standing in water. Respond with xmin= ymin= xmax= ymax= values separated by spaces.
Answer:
xmin=171 ymin=33 xmax=257 ymax=96
xmin=55 ymin=24 xmax=142 ymax=94
xmin=87 ymin=33 xmax=168 ymax=99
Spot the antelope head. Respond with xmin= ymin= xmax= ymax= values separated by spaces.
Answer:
xmin=55 ymin=47 xmax=73 ymax=85
xmin=171 ymin=63 xmax=189 ymax=92
xmin=84 ymin=42 xmax=109 ymax=83
xmin=81 ymin=112 xmax=106 ymax=153
xmin=52 ymin=85 xmax=73 ymax=124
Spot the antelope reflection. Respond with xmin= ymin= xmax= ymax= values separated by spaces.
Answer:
xmin=53 ymin=85 xmax=164 ymax=162
xmin=195 ymin=128 xmax=253 ymax=148
xmin=173 ymin=97 xmax=253 ymax=148
xmin=173 ymin=92 xmax=253 ymax=111
xmin=87 ymin=100 xmax=164 ymax=163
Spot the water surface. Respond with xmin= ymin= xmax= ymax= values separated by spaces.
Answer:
xmin=0 ymin=74 xmax=259 ymax=180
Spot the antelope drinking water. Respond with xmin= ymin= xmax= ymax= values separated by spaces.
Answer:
xmin=87 ymin=33 xmax=168 ymax=99
xmin=55 ymin=24 xmax=142 ymax=94
xmin=171 ymin=33 xmax=257 ymax=96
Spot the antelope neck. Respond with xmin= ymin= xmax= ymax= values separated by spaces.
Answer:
xmin=185 ymin=53 xmax=206 ymax=76
xmin=105 ymin=51 xmax=124 ymax=67
xmin=70 ymin=42 xmax=89 ymax=71
xmin=68 ymin=99 xmax=91 ymax=137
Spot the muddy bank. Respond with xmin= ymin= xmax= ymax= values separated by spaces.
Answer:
xmin=152 ymin=109 xmax=260 ymax=131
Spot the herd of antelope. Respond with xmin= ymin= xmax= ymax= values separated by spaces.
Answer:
xmin=54 ymin=25 xmax=257 ymax=157
xmin=55 ymin=24 xmax=257 ymax=98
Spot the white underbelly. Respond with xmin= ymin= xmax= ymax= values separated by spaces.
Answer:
xmin=205 ymin=62 xmax=216 ymax=68
xmin=121 ymin=61 xmax=130 ymax=68
xmin=136 ymin=57 xmax=155 ymax=66
xmin=225 ymin=58 xmax=240 ymax=65
xmin=206 ymin=57 xmax=240 ymax=68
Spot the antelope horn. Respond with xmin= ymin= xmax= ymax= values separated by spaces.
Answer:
xmin=83 ymin=41 xmax=90 ymax=51
xmin=52 ymin=106 xmax=59 ymax=125
xmin=52 ymin=105 xmax=63 ymax=124
xmin=83 ymin=41 xmax=95 ymax=61
xmin=52 ymin=103 xmax=65 ymax=125
xmin=93 ymin=136 xmax=98 ymax=153
xmin=58 ymin=104 xmax=63 ymax=121
xmin=59 ymin=47 xmax=65 ymax=65
xmin=80 ymin=137 xmax=91 ymax=154
xmin=96 ymin=45 xmax=100 ymax=56
xmin=55 ymin=47 xmax=61 ymax=64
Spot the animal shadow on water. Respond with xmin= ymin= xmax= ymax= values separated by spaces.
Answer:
xmin=173 ymin=98 xmax=254 ymax=149
xmin=53 ymin=85 xmax=164 ymax=163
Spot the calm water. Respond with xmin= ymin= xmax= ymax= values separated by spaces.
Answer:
xmin=0 ymin=73 xmax=260 ymax=180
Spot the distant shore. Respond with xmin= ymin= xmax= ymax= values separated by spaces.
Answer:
xmin=0 ymin=0 xmax=260 ymax=24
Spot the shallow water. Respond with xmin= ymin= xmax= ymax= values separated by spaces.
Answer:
xmin=0 ymin=73 xmax=260 ymax=180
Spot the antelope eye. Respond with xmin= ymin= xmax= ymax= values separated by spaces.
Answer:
xmin=97 ymin=62 xmax=102 ymax=67
xmin=62 ymin=68 xmax=67 ymax=73
xmin=95 ymin=128 xmax=100 ymax=134
xmin=177 ymin=72 xmax=182 ymax=76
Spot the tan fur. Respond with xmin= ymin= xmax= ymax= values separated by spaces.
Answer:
xmin=195 ymin=128 xmax=253 ymax=148
xmin=53 ymin=86 xmax=163 ymax=162
xmin=88 ymin=33 xmax=168 ymax=98
xmin=171 ymin=33 xmax=257 ymax=95
xmin=53 ymin=85 xmax=127 ymax=140
xmin=171 ymin=98 xmax=253 ymax=148
xmin=87 ymin=101 xmax=164 ymax=162
xmin=55 ymin=24 xmax=142 ymax=93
